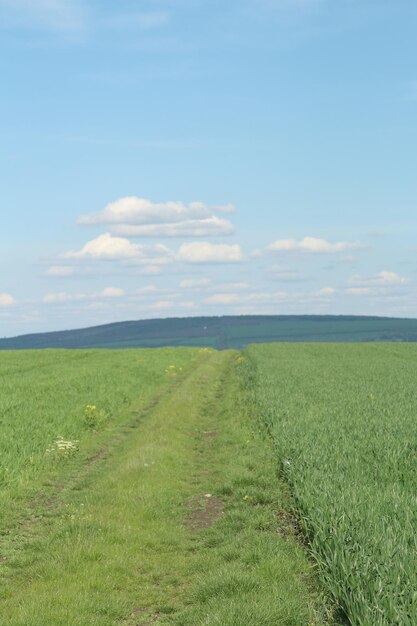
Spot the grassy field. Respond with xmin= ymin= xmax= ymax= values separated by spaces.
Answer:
xmin=3 ymin=342 xmax=416 ymax=625
xmin=0 ymin=347 xmax=329 ymax=625
xmin=244 ymin=343 xmax=417 ymax=626
xmin=0 ymin=348 xmax=197 ymax=529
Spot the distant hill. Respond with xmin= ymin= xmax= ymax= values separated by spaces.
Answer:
xmin=2 ymin=315 xmax=417 ymax=350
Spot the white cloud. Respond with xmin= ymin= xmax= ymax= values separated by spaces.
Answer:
xmin=111 ymin=216 xmax=234 ymax=238
xmin=64 ymin=233 xmax=139 ymax=260
xmin=63 ymin=233 xmax=172 ymax=264
xmin=269 ymin=236 xmax=366 ymax=254
xmin=177 ymin=242 xmax=243 ymax=264
xmin=205 ymin=293 xmax=240 ymax=305
xmin=43 ymin=286 xmax=125 ymax=304
xmin=78 ymin=196 xmax=236 ymax=239
xmin=216 ymin=282 xmax=250 ymax=291
xmin=0 ymin=293 xmax=16 ymax=306
xmin=345 ymin=271 xmax=409 ymax=297
xmin=346 ymin=287 xmax=374 ymax=296
xmin=79 ymin=197 xmax=214 ymax=226
xmin=43 ymin=292 xmax=82 ymax=303
xmin=180 ymin=278 xmax=212 ymax=288
xmin=45 ymin=265 xmax=75 ymax=276
xmin=349 ymin=271 xmax=409 ymax=286
xmin=150 ymin=300 xmax=174 ymax=310
xmin=99 ymin=287 xmax=125 ymax=298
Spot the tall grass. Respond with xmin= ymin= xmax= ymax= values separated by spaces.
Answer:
xmin=244 ymin=343 xmax=417 ymax=626
xmin=0 ymin=348 xmax=197 ymax=522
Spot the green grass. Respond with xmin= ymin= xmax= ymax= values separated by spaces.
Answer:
xmin=0 ymin=347 xmax=198 ymax=538
xmin=165 ymin=354 xmax=332 ymax=626
xmin=0 ymin=348 xmax=331 ymax=625
xmin=244 ymin=343 xmax=417 ymax=626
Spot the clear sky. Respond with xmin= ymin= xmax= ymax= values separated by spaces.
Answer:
xmin=1 ymin=0 xmax=417 ymax=337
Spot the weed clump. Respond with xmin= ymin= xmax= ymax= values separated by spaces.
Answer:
xmin=165 ymin=364 xmax=183 ymax=377
xmin=47 ymin=437 xmax=79 ymax=460
xmin=83 ymin=404 xmax=108 ymax=430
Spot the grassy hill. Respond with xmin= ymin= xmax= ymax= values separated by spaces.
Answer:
xmin=2 ymin=314 xmax=417 ymax=350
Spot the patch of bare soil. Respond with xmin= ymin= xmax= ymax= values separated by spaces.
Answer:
xmin=275 ymin=509 xmax=307 ymax=544
xmin=185 ymin=495 xmax=224 ymax=531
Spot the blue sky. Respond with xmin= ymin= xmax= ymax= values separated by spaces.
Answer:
xmin=1 ymin=0 xmax=417 ymax=336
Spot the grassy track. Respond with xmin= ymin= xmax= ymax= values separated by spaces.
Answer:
xmin=165 ymin=354 xmax=332 ymax=626
xmin=245 ymin=343 xmax=417 ymax=626
xmin=0 ymin=348 xmax=329 ymax=625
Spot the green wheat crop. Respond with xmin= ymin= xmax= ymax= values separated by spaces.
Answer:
xmin=244 ymin=343 xmax=417 ymax=626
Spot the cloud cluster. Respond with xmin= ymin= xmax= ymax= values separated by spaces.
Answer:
xmin=31 ymin=190 xmax=414 ymax=327
xmin=348 ymin=271 xmax=408 ymax=286
xmin=63 ymin=234 xmax=244 ymax=266
xmin=346 ymin=271 xmax=409 ymax=297
xmin=269 ymin=236 xmax=365 ymax=254
xmin=64 ymin=233 xmax=172 ymax=264
xmin=78 ymin=196 xmax=236 ymax=238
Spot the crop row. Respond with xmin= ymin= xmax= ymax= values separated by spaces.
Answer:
xmin=244 ymin=343 xmax=417 ymax=626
